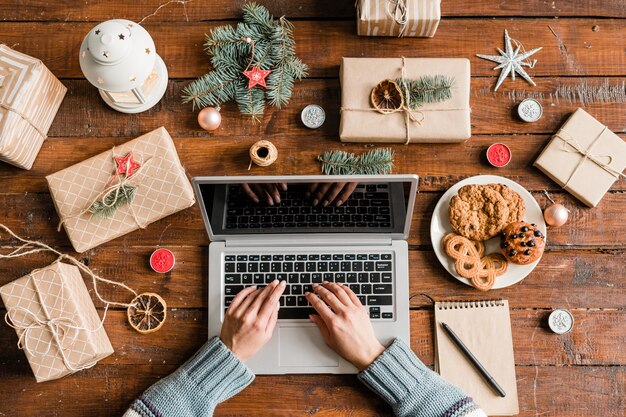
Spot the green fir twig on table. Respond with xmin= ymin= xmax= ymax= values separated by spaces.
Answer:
xmin=317 ymin=148 xmax=394 ymax=176
xmin=181 ymin=2 xmax=308 ymax=120
xmin=395 ymin=75 xmax=455 ymax=110
xmin=88 ymin=184 xmax=136 ymax=219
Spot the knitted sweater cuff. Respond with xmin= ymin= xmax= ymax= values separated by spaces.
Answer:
xmin=133 ymin=337 xmax=254 ymax=417
xmin=358 ymin=338 xmax=474 ymax=417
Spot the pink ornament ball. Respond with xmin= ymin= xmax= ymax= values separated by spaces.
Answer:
xmin=198 ymin=107 xmax=222 ymax=131
xmin=544 ymin=203 xmax=568 ymax=227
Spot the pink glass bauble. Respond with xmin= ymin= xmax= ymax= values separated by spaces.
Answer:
xmin=198 ymin=107 xmax=221 ymax=131
xmin=544 ymin=203 xmax=568 ymax=227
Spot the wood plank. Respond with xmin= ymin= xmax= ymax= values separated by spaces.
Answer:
xmin=0 ymin=361 xmax=623 ymax=417
xmin=1 ymin=309 xmax=624 ymax=372
xmin=35 ymin=78 xmax=626 ymax=139
xmin=1 ymin=190 xmax=625 ymax=248
xmin=1 ymin=247 xmax=624 ymax=309
xmin=0 ymin=0 xmax=623 ymax=21
xmin=1 ymin=19 xmax=624 ymax=78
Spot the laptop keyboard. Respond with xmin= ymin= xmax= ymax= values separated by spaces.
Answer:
xmin=225 ymin=184 xmax=393 ymax=230
xmin=223 ymin=253 xmax=395 ymax=320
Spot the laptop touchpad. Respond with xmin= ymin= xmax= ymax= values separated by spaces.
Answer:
xmin=278 ymin=326 xmax=339 ymax=367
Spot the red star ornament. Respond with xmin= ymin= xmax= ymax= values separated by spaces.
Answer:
xmin=114 ymin=152 xmax=141 ymax=176
xmin=243 ymin=65 xmax=272 ymax=89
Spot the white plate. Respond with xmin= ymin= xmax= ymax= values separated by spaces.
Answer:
xmin=430 ymin=175 xmax=547 ymax=289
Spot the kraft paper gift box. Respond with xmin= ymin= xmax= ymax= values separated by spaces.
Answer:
xmin=534 ymin=108 xmax=626 ymax=208
xmin=46 ymin=127 xmax=196 ymax=253
xmin=0 ymin=44 xmax=67 ymax=170
xmin=0 ymin=262 xmax=114 ymax=383
xmin=339 ymin=57 xmax=471 ymax=144
xmin=356 ymin=0 xmax=441 ymax=37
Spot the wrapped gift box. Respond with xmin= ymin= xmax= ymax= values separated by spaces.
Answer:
xmin=0 ymin=262 xmax=114 ymax=382
xmin=46 ymin=127 xmax=195 ymax=253
xmin=534 ymin=108 xmax=626 ymax=208
xmin=356 ymin=0 xmax=441 ymax=37
xmin=0 ymin=44 xmax=67 ymax=170
xmin=339 ymin=57 xmax=471 ymax=143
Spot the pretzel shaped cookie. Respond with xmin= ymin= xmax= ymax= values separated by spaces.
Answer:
xmin=444 ymin=234 xmax=482 ymax=278
xmin=471 ymin=254 xmax=508 ymax=291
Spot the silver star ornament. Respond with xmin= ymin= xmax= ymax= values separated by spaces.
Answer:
xmin=476 ymin=29 xmax=542 ymax=91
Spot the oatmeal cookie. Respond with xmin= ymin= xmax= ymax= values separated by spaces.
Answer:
xmin=448 ymin=184 xmax=510 ymax=240
xmin=487 ymin=184 xmax=526 ymax=224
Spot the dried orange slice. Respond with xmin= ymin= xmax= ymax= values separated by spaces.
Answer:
xmin=127 ymin=293 xmax=167 ymax=334
xmin=371 ymin=79 xmax=404 ymax=114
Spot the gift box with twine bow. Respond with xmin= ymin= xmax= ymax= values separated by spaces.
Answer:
xmin=0 ymin=44 xmax=67 ymax=170
xmin=534 ymin=108 xmax=626 ymax=208
xmin=0 ymin=262 xmax=114 ymax=383
xmin=356 ymin=0 xmax=441 ymax=38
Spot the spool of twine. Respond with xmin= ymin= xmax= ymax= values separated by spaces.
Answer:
xmin=248 ymin=140 xmax=278 ymax=169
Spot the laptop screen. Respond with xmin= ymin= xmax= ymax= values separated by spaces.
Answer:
xmin=196 ymin=177 xmax=416 ymax=236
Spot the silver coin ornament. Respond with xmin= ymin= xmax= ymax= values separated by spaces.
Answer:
xmin=518 ymin=98 xmax=543 ymax=122
xmin=548 ymin=309 xmax=574 ymax=334
xmin=301 ymin=104 xmax=326 ymax=129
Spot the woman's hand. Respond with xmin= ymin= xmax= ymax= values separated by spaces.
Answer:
xmin=305 ymin=282 xmax=385 ymax=371
xmin=242 ymin=183 xmax=288 ymax=205
xmin=220 ymin=280 xmax=286 ymax=361
xmin=306 ymin=182 xmax=358 ymax=207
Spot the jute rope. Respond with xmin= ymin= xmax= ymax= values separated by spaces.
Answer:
xmin=248 ymin=140 xmax=278 ymax=169
xmin=0 ymin=223 xmax=137 ymax=308
xmin=0 ymin=102 xmax=47 ymax=139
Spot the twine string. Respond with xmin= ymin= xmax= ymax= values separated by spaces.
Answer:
xmin=386 ymin=0 xmax=408 ymax=37
xmin=552 ymin=127 xmax=625 ymax=190
xmin=0 ymin=223 xmax=137 ymax=308
xmin=0 ymin=102 xmax=47 ymax=139
xmin=511 ymin=38 xmax=537 ymax=68
xmin=4 ymin=269 xmax=109 ymax=372
xmin=248 ymin=140 xmax=278 ymax=169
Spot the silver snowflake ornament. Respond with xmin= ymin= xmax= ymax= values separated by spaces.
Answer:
xmin=476 ymin=29 xmax=542 ymax=91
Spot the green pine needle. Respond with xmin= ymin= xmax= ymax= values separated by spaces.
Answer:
xmin=89 ymin=184 xmax=137 ymax=219
xmin=395 ymin=75 xmax=455 ymax=110
xmin=317 ymin=148 xmax=395 ymax=176
xmin=181 ymin=2 xmax=307 ymax=120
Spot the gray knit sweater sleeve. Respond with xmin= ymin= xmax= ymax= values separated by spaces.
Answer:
xmin=358 ymin=338 xmax=485 ymax=417
xmin=123 ymin=336 xmax=254 ymax=417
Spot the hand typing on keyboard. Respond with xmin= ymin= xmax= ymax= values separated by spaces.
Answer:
xmin=305 ymin=182 xmax=358 ymax=207
xmin=220 ymin=279 xmax=286 ymax=361
xmin=242 ymin=182 xmax=288 ymax=205
xmin=306 ymin=282 xmax=386 ymax=371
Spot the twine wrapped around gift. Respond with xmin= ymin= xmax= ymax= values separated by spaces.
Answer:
xmin=553 ymin=126 xmax=626 ymax=190
xmin=56 ymin=149 xmax=154 ymax=231
xmin=0 ymin=102 xmax=47 ymax=139
xmin=4 ymin=268 xmax=108 ymax=372
xmin=340 ymin=57 xmax=469 ymax=145
xmin=357 ymin=0 xmax=409 ymax=37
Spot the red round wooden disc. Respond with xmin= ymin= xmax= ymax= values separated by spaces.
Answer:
xmin=150 ymin=248 xmax=175 ymax=273
xmin=486 ymin=143 xmax=512 ymax=167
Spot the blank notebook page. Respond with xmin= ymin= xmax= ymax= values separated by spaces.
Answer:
xmin=434 ymin=299 xmax=519 ymax=416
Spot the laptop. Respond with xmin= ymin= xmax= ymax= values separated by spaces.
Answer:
xmin=193 ymin=174 xmax=419 ymax=374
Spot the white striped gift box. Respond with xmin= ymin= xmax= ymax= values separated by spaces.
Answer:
xmin=356 ymin=0 xmax=441 ymax=38
xmin=0 ymin=45 xmax=67 ymax=170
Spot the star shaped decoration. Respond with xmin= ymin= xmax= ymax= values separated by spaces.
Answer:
xmin=145 ymin=48 xmax=151 ymax=55
xmin=114 ymin=152 xmax=141 ymax=177
xmin=95 ymin=29 xmax=101 ymax=35
xmin=243 ymin=65 xmax=272 ymax=89
xmin=476 ymin=29 xmax=542 ymax=91
xmin=118 ymin=34 xmax=125 ymax=40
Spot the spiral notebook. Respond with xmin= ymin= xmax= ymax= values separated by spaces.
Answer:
xmin=434 ymin=299 xmax=519 ymax=416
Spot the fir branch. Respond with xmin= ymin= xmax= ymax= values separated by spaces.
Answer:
xmin=89 ymin=184 xmax=136 ymax=219
xmin=395 ymin=75 xmax=455 ymax=110
xmin=317 ymin=148 xmax=395 ymax=176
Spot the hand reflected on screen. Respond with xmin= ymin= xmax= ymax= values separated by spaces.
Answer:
xmin=306 ymin=182 xmax=358 ymax=207
xmin=242 ymin=183 xmax=288 ymax=205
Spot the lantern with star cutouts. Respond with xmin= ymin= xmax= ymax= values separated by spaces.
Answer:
xmin=79 ymin=19 xmax=168 ymax=113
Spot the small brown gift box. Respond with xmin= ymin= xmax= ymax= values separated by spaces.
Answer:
xmin=339 ymin=57 xmax=471 ymax=144
xmin=0 ymin=262 xmax=114 ymax=382
xmin=534 ymin=108 xmax=626 ymax=208
xmin=356 ymin=0 xmax=441 ymax=37
xmin=0 ymin=44 xmax=67 ymax=170
xmin=46 ymin=127 xmax=195 ymax=253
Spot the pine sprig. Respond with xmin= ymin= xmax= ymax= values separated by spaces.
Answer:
xmin=317 ymin=148 xmax=395 ymax=175
xmin=181 ymin=2 xmax=307 ymax=119
xmin=89 ymin=184 xmax=137 ymax=219
xmin=395 ymin=75 xmax=455 ymax=110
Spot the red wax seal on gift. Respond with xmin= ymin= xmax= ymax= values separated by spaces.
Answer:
xmin=150 ymin=248 xmax=175 ymax=273
xmin=486 ymin=143 xmax=512 ymax=167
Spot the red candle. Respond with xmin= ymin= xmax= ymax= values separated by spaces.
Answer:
xmin=150 ymin=248 xmax=175 ymax=273
xmin=486 ymin=143 xmax=512 ymax=167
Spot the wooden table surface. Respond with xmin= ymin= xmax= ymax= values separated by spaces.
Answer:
xmin=1 ymin=1 xmax=625 ymax=416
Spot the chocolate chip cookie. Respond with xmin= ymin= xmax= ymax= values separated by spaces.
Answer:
xmin=499 ymin=221 xmax=545 ymax=264
xmin=487 ymin=184 xmax=526 ymax=224
xmin=448 ymin=184 xmax=510 ymax=241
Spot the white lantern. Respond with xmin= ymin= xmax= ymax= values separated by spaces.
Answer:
xmin=79 ymin=19 xmax=168 ymax=113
